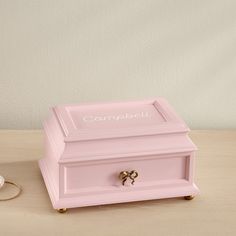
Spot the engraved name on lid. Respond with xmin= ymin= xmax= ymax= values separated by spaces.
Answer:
xmin=53 ymin=98 xmax=189 ymax=141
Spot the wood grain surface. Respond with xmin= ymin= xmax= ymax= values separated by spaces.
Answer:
xmin=0 ymin=130 xmax=235 ymax=236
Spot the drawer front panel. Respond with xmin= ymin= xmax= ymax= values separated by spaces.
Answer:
xmin=62 ymin=154 xmax=190 ymax=196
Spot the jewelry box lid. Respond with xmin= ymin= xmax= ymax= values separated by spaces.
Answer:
xmin=53 ymin=98 xmax=189 ymax=142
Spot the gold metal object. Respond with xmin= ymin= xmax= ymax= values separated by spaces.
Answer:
xmin=119 ymin=170 xmax=138 ymax=185
xmin=129 ymin=170 xmax=138 ymax=185
xmin=0 ymin=180 xmax=22 ymax=201
xmin=57 ymin=208 xmax=67 ymax=213
xmin=184 ymin=195 xmax=195 ymax=200
xmin=119 ymin=171 xmax=129 ymax=185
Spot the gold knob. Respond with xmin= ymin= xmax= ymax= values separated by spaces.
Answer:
xmin=119 ymin=170 xmax=138 ymax=185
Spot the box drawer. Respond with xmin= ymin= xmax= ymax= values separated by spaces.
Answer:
xmin=61 ymin=153 xmax=192 ymax=197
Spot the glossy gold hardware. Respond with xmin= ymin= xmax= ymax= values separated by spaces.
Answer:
xmin=129 ymin=170 xmax=138 ymax=185
xmin=184 ymin=195 xmax=195 ymax=200
xmin=57 ymin=208 xmax=67 ymax=213
xmin=119 ymin=171 xmax=129 ymax=185
xmin=119 ymin=170 xmax=138 ymax=185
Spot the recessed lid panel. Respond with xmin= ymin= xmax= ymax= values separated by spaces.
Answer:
xmin=53 ymin=98 xmax=189 ymax=142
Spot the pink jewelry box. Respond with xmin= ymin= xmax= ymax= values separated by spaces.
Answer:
xmin=39 ymin=98 xmax=199 ymax=213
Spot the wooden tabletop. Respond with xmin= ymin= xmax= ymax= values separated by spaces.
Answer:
xmin=0 ymin=130 xmax=236 ymax=236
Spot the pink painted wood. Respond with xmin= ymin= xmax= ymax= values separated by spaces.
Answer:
xmin=39 ymin=98 xmax=199 ymax=210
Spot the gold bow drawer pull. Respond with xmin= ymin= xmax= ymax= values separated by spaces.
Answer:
xmin=119 ymin=170 xmax=138 ymax=185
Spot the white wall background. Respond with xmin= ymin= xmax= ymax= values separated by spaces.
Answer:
xmin=0 ymin=0 xmax=235 ymax=129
